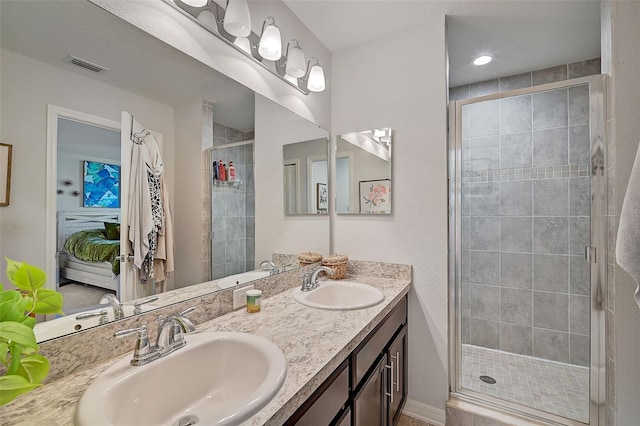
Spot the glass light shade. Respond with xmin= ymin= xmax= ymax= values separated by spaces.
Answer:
xmin=284 ymin=74 xmax=298 ymax=86
xmin=307 ymin=64 xmax=325 ymax=92
xmin=197 ymin=10 xmax=218 ymax=33
xmin=234 ymin=37 xmax=251 ymax=54
xmin=258 ymin=24 xmax=282 ymax=60
xmin=285 ymin=45 xmax=306 ymax=78
xmin=182 ymin=0 xmax=208 ymax=6
xmin=223 ymin=0 xmax=251 ymax=38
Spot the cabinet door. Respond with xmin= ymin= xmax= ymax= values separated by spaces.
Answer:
xmin=388 ymin=326 xmax=407 ymax=426
xmin=354 ymin=355 xmax=387 ymax=426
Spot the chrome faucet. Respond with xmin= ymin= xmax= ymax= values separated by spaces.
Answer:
xmin=115 ymin=307 xmax=196 ymax=366
xmin=301 ymin=266 xmax=335 ymax=292
xmin=100 ymin=294 xmax=124 ymax=320
xmin=155 ymin=307 xmax=197 ymax=357
xmin=260 ymin=260 xmax=277 ymax=275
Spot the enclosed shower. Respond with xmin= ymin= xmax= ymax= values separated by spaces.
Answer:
xmin=449 ymin=75 xmax=606 ymax=425
xmin=209 ymin=134 xmax=255 ymax=280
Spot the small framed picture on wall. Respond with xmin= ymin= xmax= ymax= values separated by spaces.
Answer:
xmin=316 ymin=182 xmax=328 ymax=212
xmin=0 ymin=143 xmax=12 ymax=207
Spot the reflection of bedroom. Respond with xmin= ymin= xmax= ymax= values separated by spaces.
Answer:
xmin=56 ymin=118 xmax=121 ymax=314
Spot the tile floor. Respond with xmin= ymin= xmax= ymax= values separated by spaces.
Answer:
xmin=461 ymin=344 xmax=589 ymax=423
xmin=398 ymin=414 xmax=435 ymax=426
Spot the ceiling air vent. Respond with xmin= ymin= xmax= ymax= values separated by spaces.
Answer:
xmin=64 ymin=55 xmax=109 ymax=74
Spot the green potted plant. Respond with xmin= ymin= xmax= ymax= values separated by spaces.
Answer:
xmin=0 ymin=258 xmax=64 ymax=405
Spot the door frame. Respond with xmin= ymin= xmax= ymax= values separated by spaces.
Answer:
xmin=447 ymin=75 xmax=607 ymax=425
xmin=45 ymin=105 xmax=120 ymax=293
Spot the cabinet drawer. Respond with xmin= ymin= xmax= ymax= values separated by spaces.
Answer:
xmin=287 ymin=361 xmax=349 ymax=426
xmin=352 ymin=297 xmax=407 ymax=387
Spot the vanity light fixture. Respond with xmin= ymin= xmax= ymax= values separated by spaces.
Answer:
xmin=223 ymin=0 xmax=251 ymax=38
xmin=304 ymin=58 xmax=326 ymax=93
xmin=233 ymin=36 xmax=252 ymax=55
xmin=284 ymin=39 xmax=306 ymax=78
xmin=473 ymin=55 xmax=492 ymax=66
xmin=168 ymin=0 xmax=325 ymax=94
xmin=284 ymin=74 xmax=298 ymax=86
xmin=258 ymin=17 xmax=282 ymax=61
xmin=197 ymin=9 xmax=218 ymax=32
xmin=181 ymin=0 xmax=208 ymax=6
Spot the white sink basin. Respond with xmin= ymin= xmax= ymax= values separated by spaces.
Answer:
xmin=216 ymin=270 xmax=271 ymax=289
xmin=34 ymin=304 xmax=155 ymax=342
xmin=75 ymin=332 xmax=287 ymax=426
xmin=292 ymin=281 xmax=385 ymax=310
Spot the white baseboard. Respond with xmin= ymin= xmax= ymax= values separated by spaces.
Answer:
xmin=403 ymin=398 xmax=446 ymax=426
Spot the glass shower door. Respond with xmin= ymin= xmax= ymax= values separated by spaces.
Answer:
xmin=452 ymin=77 xmax=605 ymax=424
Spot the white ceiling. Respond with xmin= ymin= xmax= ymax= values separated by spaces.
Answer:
xmin=1 ymin=0 xmax=255 ymax=131
xmin=283 ymin=0 xmax=601 ymax=86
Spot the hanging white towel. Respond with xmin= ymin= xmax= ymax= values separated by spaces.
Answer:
xmin=616 ymin=141 xmax=640 ymax=308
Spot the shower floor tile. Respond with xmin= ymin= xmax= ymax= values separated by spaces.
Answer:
xmin=461 ymin=344 xmax=589 ymax=422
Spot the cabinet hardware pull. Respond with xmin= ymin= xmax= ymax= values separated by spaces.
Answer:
xmin=392 ymin=351 xmax=400 ymax=392
xmin=385 ymin=363 xmax=394 ymax=403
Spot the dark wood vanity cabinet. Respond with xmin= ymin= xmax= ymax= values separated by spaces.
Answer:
xmin=286 ymin=296 xmax=408 ymax=426
xmin=353 ymin=302 xmax=407 ymax=426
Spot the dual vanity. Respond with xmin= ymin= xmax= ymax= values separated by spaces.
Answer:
xmin=0 ymin=260 xmax=411 ymax=425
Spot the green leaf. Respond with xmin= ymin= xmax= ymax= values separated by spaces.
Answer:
xmin=9 ymin=263 xmax=46 ymax=292
xmin=4 ymin=258 xmax=23 ymax=285
xmin=0 ymin=291 xmax=28 ymax=322
xmin=32 ymin=289 xmax=64 ymax=315
xmin=0 ymin=322 xmax=38 ymax=349
xmin=0 ymin=375 xmax=41 ymax=406
xmin=18 ymin=316 xmax=36 ymax=329
xmin=0 ymin=341 xmax=8 ymax=366
xmin=16 ymin=354 xmax=49 ymax=385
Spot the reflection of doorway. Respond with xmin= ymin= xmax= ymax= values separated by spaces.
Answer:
xmin=46 ymin=106 xmax=121 ymax=314
xmin=284 ymin=161 xmax=299 ymax=215
xmin=308 ymin=157 xmax=327 ymax=213
xmin=335 ymin=155 xmax=351 ymax=212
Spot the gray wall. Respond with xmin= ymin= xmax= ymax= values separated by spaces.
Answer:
xmin=211 ymin=123 xmax=255 ymax=280
xmin=455 ymin=59 xmax=599 ymax=366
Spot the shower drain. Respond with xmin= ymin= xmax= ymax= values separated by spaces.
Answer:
xmin=479 ymin=375 xmax=497 ymax=384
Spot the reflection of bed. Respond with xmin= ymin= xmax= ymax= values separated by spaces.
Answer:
xmin=57 ymin=210 xmax=121 ymax=296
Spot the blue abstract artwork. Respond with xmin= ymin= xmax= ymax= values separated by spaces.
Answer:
xmin=83 ymin=161 xmax=120 ymax=208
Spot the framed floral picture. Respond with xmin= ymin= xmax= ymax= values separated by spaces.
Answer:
xmin=316 ymin=182 xmax=328 ymax=212
xmin=359 ymin=179 xmax=391 ymax=214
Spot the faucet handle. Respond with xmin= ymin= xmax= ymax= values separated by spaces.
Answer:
xmin=299 ymin=271 xmax=313 ymax=291
xmin=114 ymin=325 xmax=158 ymax=366
xmin=76 ymin=309 xmax=109 ymax=325
xmin=179 ymin=306 xmax=196 ymax=317
xmin=133 ymin=296 xmax=159 ymax=315
xmin=279 ymin=263 xmax=293 ymax=273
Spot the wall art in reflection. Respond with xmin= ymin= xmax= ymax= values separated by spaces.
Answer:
xmin=359 ymin=179 xmax=391 ymax=214
xmin=83 ymin=161 xmax=120 ymax=208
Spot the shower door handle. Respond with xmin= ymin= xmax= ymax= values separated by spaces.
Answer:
xmin=584 ymin=246 xmax=596 ymax=263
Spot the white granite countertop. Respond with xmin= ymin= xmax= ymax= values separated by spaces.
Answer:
xmin=0 ymin=272 xmax=411 ymax=425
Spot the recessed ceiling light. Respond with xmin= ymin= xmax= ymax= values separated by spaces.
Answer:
xmin=473 ymin=55 xmax=492 ymax=66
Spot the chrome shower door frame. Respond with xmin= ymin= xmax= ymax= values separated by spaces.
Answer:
xmin=447 ymin=75 xmax=607 ymax=425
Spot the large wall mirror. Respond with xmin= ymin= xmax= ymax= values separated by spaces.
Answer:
xmin=0 ymin=0 xmax=329 ymax=342
xmin=335 ymin=128 xmax=392 ymax=214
